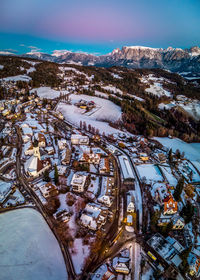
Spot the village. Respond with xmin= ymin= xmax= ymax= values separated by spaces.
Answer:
xmin=0 ymin=75 xmax=200 ymax=280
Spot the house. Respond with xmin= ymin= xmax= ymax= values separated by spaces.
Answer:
xmin=0 ymin=181 xmax=13 ymax=204
xmin=80 ymin=203 xmax=108 ymax=231
xmin=71 ymin=173 xmax=87 ymax=192
xmin=58 ymin=139 xmax=67 ymax=150
xmin=71 ymin=134 xmax=89 ymax=145
xmin=163 ymin=195 xmax=178 ymax=215
xmin=25 ymin=145 xmax=51 ymax=177
xmin=97 ymin=177 xmax=114 ymax=207
xmin=139 ymin=153 xmax=149 ymax=162
xmin=35 ymin=133 xmax=46 ymax=147
xmin=127 ymin=191 xmax=135 ymax=213
xmin=99 ymin=158 xmax=110 ymax=174
xmin=188 ymin=253 xmax=200 ymax=278
xmin=40 ymin=183 xmax=58 ymax=198
xmin=115 ymin=263 xmax=129 ymax=275
xmin=158 ymin=213 xmax=184 ymax=230
xmin=45 ymin=146 xmax=54 ymax=155
xmin=171 ymin=215 xmax=185 ymax=230
xmin=61 ymin=148 xmax=71 ymax=165
xmin=80 ymin=152 xmax=101 ymax=165
xmin=53 ymin=209 xmax=70 ymax=223
xmin=24 ymin=141 xmax=34 ymax=156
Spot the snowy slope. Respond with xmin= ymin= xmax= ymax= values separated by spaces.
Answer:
xmin=31 ymin=86 xmax=69 ymax=99
xmin=57 ymin=94 xmax=122 ymax=135
xmin=154 ymin=137 xmax=200 ymax=161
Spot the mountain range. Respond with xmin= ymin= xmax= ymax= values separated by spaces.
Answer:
xmin=2 ymin=46 xmax=200 ymax=77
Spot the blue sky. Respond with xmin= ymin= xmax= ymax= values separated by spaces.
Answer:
xmin=0 ymin=0 xmax=200 ymax=55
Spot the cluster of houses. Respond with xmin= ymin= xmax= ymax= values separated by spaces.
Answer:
xmin=69 ymin=133 xmax=115 ymax=231
xmin=147 ymin=233 xmax=200 ymax=277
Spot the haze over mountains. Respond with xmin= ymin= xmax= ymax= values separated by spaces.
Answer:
xmin=18 ymin=45 xmax=200 ymax=77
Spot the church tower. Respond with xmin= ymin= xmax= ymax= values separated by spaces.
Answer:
xmin=33 ymin=139 xmax=41 ymax=160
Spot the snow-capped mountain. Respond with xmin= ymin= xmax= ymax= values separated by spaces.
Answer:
xmin=3 ymin=45 xmax=200 ymax=76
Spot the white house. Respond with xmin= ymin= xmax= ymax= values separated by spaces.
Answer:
xmin=80 ymin=203 xmax=108 ymax=231
xmin=71 ymin=173 xmax=87 ymax=192
xmin=71 ymin=134 xmax=89 ymax=145
xmin=115 ymin=263 xmax=129 ymax=274
xmin=40 ymin=183 xmax=58 ymax=198
xmin=127 ymin=191 xmax=135 ymax=213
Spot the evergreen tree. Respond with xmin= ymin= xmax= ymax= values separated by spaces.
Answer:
xmin=168 ymin=148 xmax=173 ymax=162
xmin=181 ymin=201 xmax=194 ymax=223
xmin=54 ymin=164 xmax=59 ymax=185
xmin=174 ymin=176 xmax=184 ymax=201
xmin=44 ymin=170 xmax=50 ymax=182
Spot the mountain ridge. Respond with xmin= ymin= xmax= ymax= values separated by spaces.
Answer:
xmin=1 ymin=45 xmax=200 ymax=77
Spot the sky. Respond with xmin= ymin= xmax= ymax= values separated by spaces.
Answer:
xmin=0 ymin=0 xmax=200 ymax=55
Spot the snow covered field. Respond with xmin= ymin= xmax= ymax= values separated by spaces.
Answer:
xmin=154 ymin=137 xmax=200 ymax=161
xmin=57 ymin=94 xmax=122 ymax=135
xmin=0 ymin=208 xmax=67 ymax=280
xmin=145 ymin=82 xmax=171 ymax=97
xmin=141 ymin=74 xmax=172 ymax=97
xmin=31 ymin=87 xmax=69 ymax=99
xmin=0 ymin=75 xmax=32 ymax=82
